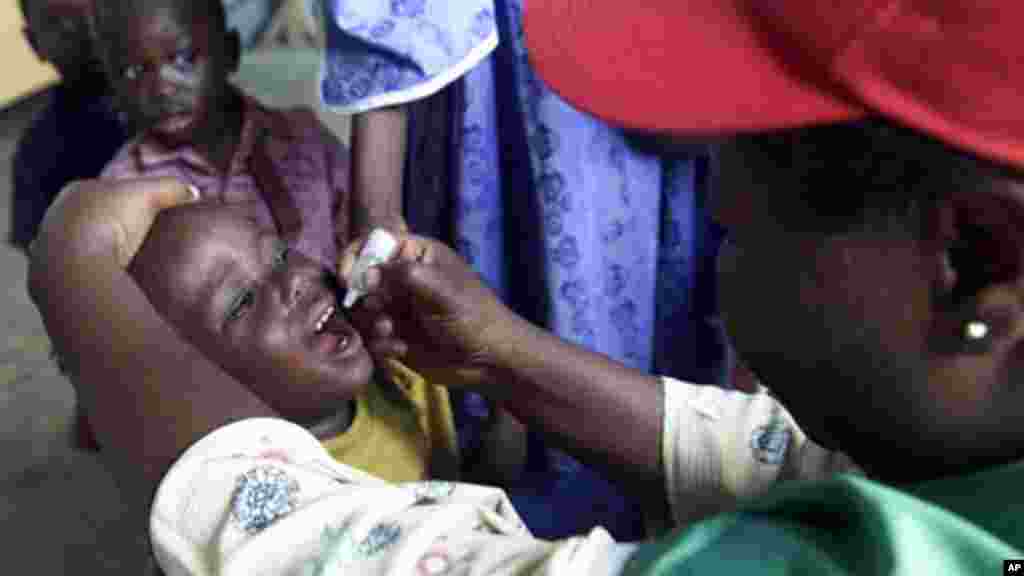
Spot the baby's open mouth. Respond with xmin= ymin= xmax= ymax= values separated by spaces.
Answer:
xmin=314 ymin=305 xmax=336 ymax=334
xmin=310 ymin=304 xmax=357 ymax=357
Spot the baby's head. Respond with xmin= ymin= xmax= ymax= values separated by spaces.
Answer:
xmin=20 ymin=0 xmax=104 ymax=87
xmin=129 ymin=203 xmax=374 ymax=424
xmin=94 ymin=0 xmax=240 ymax=141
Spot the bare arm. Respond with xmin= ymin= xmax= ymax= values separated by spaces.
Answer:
xmin=350 ymin=106 xmax=409 ymax=238
xmin=27 ymin=179 xmax=276 ymax=493
xmin=489 ymin=318 xmax=665 ymax=493
xmin=343 ymin=236 xmax=665 ymax=493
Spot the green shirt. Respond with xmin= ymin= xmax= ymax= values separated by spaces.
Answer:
xmin=627 ymin=463 xmax=1024 ymax=574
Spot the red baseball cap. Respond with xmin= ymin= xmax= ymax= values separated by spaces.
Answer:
xmin=524 ymin=0 xmax=1024 ymax=168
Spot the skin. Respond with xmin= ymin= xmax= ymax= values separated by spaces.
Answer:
xmin=99 ymin=0 xmax=243 ymax=172
xmin=21 ymin=0 xmax=106 ymax=90
xmin=28 ymin=180 xmax=521 ymax=492
xmin=351 ymin=107 xmax=409 ymax=239
xmin=130 ymin=204 xmax=524 ymax=482
xmin=340 ymin=234 xmax=665 ymax=493
xmin=100 ymin=0 xmax=402 ymax=250
xmin=34 ymin=124 xmax=1024 ymax=499
xmin=347 ymin=137 xmax=1024 ymax=487
xmin=710 ymin=140 xmax=1024 ymax=483
xmin=29 ymin=178 xmax=275 ymax=491
xmin=129 ymin=203 xmax=374 ymax=430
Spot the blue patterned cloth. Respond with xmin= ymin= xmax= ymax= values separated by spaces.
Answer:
xmin=450 ymin=0 xmax=730 ymax=541
xmin=456 ymin=0 xmax=729 ymax=386
xmin=319 ymin=0 xmax=497 ymax=112
xmin=318 ymin=0 xmax=729 ymax=543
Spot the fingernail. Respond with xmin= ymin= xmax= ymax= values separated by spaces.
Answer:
xmin=187 ymin=184 xmax=201 ymax=201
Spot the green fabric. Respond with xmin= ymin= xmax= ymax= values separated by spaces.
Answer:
xmin=626 ymin=463 xmax=1024 ymax=575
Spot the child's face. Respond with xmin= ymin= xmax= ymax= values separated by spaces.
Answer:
xmin=132 ymin=204 xmax=374 ymax=424
xmin=104 ymin=4 xmax=235 ymax=142
xmin=23 ymin=0 xmax=101 ymax=85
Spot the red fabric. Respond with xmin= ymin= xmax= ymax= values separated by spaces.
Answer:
xmin=524 ymin=0 xmax=1024 ymax=169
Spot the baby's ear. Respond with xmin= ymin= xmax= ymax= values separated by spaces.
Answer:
xmin=225 ymin=28 xmax=242 ymax=74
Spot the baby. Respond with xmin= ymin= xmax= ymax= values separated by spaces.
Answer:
xmin=78 ymin=0 xmax=345 ymax=452
xmin=128 ymin=202 xmax=459 ymax=482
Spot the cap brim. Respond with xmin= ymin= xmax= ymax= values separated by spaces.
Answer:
xmin=524 ymin=0 xmax=865 ymax=136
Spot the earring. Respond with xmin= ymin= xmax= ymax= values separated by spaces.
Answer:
xmin=963 ymin=320 xmax=990 ymax=343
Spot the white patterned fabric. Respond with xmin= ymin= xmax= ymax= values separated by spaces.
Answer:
xmin=150 ymin=380 xmax=860 ymax=574
xmin=150 ymin=418 xmax=635 ymax=576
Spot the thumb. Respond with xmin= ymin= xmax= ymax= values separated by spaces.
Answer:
xmin=337 ymin=237 xmax=365 ymax=282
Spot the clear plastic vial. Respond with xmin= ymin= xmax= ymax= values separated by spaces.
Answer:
xmin=342 ymin=229 xmax=400 ymax=308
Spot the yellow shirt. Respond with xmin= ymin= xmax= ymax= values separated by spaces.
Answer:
xmin=320 ymin=360 xmax=460 ymax=483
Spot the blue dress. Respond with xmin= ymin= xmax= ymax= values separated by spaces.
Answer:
xmin=318 ymin=0 xmax=728 ymax=541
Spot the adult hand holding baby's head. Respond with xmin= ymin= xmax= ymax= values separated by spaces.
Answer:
xmin=337 ymin=232 xmax=521 ymax=389
xmin=32 ymin=177 xmax=201 ymax=268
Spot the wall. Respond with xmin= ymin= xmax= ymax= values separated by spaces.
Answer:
xmin=0 ymin=0 xmax=58 ymax=108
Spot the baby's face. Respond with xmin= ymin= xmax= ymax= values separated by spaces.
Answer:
xmin=131 ymin=204 xmax=374 ymax=424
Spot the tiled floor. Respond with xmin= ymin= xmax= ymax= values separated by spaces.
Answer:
xmin=0 ymin=93 xmax=154 ymax=573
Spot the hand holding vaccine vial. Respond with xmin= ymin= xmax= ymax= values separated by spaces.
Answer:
xmin=342 ymin=229 xmax=400 ymax=308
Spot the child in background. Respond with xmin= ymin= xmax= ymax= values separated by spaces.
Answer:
xmin=82 ymin=0 xmax=405 ymax=452
xmin=11 ymin=0 xmax=128 ymax=251
xmin=95 ymin=0 xmax=399 ymax=270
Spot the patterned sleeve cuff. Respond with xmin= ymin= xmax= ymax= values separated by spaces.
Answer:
xmin=661 ymin=377 xmax=728 ymax=527
xmin=662 ymin=376 xmax=844 ymax=527
xmin=318 ymin=0 xmax=498 ymax=113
